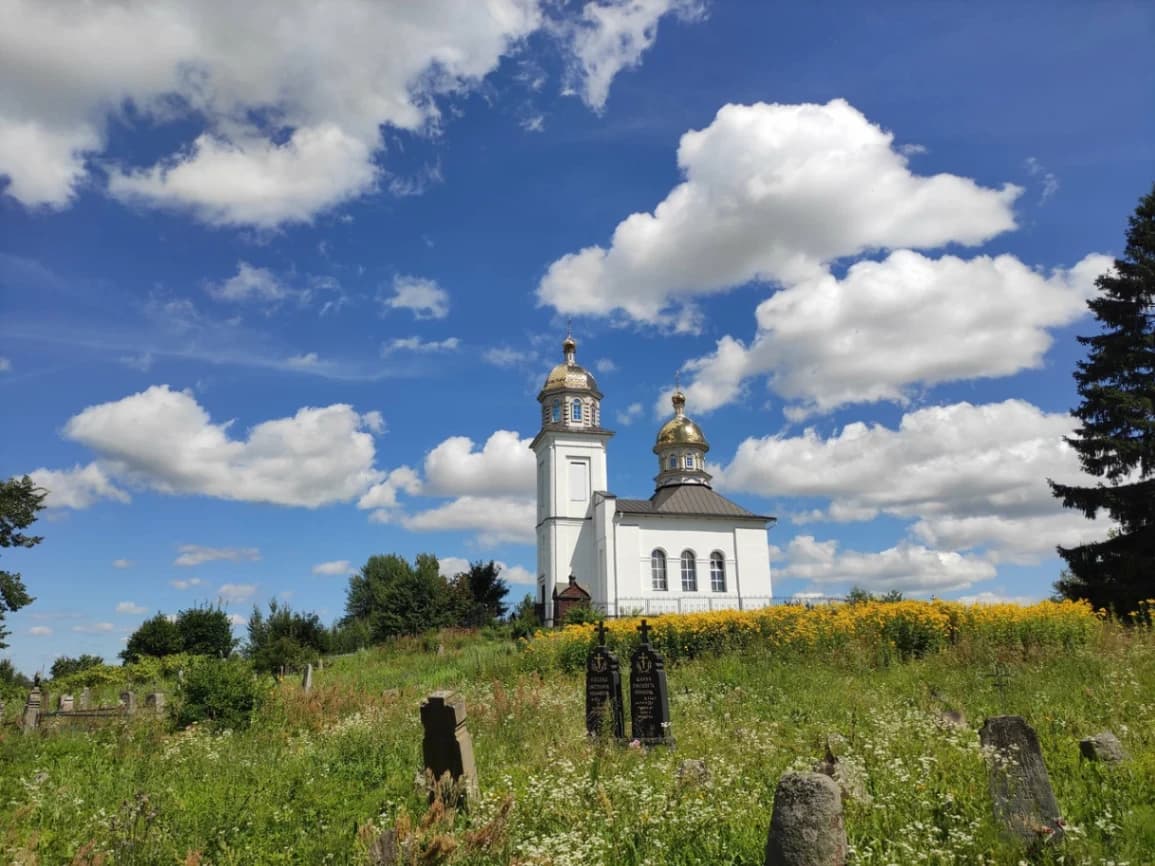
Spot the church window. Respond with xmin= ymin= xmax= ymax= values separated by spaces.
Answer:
xmin=572 ymin=399 xmax=583 ymax=421
xmin=684 ymin=455 xmax=695 ymax=469
xmin=651 ymin=550 xmax=668 ymax=591
xmin=710 ymin=552 xmax=726 ymax=592
xmin=667 ymin=456 xmax=677 ymax=470
xmin=681 ymin=550 xmax=697 ymax=592
xmin=568 ymin=460 xmax=589 ymax=502
xmin=551 ymin=399 xmax=561 ymax=422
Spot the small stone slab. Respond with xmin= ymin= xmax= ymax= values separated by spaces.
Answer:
xmin=21 ymin=687 xmax=42 ymax=734
xmin=59 ymin=694 xmax=75 ymax=713
xmin=585 ymin=621 xmax=624 ymax=739
xmin=146 ymin=692 xmax=166 ymax=713
xmin=629 ymin=619 xmax=672 ymax=746
xmin=1080 ymin=731 xmax=1126 ymax=763
xmin=120 ymin=691 xmax=137 ymax=713
xmin=79 ymin=687 xmax=91 ymax=710
xmin=979 ymin=716 xmax=1064 ymax=847
xmin=420 ymin=690 xmax=479 ymax=805
xmin=301 ymin=663 xmax=313 ymax=693
xmin=765 ymin=772 xmax=847 ymax=866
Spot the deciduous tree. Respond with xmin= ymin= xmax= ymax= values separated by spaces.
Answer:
xmin=1 ymin=475 xmax=46 ymax=649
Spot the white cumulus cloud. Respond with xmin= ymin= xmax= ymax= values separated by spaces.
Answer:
xmin=116 ymin=601 xmax=148 ymax=615
xmin=538 ymin=99 xmax=1020 ymax=325
xmin=403 ymin=496 xmax=536 ymax=546
xmin=422 ymin=430 xmax=536 ymax=497
xmin=29 ymin=463 xmax=130 ymax=509
xmin=217 ymin=583 xmax=257 ymax=603
xmin=63 ymin=385 xmax=384 ymax=508
xmin=676 ymin=251 xmax=1110 ymax=418
xmin=383 ymin=275 xmax=450 ymax=320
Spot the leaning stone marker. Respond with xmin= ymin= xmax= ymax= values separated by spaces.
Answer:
xmin=630 ymin=619 xmax=672 ymax=746
xmin=1080 ymin=731 xmax=1126 ymax=763
xmin=586 ymin=621 xmax=625 ymax=739
xmin=765 ymin=772 xmax=847 ymax=866
xmin=301 ymin=663 xmax=313 ymax=693
xmin=979 ymin=716 xmax=1064 ymax=847
xmin=420 ymin=690 xmax=479 ymax=804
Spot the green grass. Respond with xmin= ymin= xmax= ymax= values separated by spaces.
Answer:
xmin=2 ymin=629 xmax=1153 ymax=865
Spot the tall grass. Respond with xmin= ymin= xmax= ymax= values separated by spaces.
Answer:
xmin=1 ymin=617 xmax=1151 ymax=865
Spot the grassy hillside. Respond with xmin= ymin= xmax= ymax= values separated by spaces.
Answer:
xmin=1 ymin=618 xmax=1153 ymax=865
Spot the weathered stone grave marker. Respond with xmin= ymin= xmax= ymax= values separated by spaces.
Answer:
xmin=146 ymin=692 xmax=166 ymax=714
xmin=979 ymin=715 xmax=1064 ymax=848
xmin=120 ymin=691 xmax=137 ymax=713
xmin=419 ymin=690 xmax=479 ymax=804
xmin=22 ymin=686 xmax=42 ymax=734
xmin=59 ymin=694 xmax=75 ymax=713
xmin=79 ymin=687 xmax=91 ymax=710
xmin=585 ymin=620 xmax=625 ymax=739
xmin=629 ymin=619 xmax=672 ymax=746
xmin=1080 ymin=731 xmax=1126 ymax=763
xmin=764 ymin=771 xmax=848 ymax=866
xmin=302 ymin=663 xmax=313 ymax=693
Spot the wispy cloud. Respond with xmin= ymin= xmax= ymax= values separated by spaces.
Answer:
xmin=175 ymin=545 xmax=261 ymax=567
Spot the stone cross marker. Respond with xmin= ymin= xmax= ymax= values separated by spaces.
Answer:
xmin=302 ymin=663 xmax=313 ymax=693
xmin=979 ymin=716 xmax=1064 ymax=848
xmin=420 ymin=690 xmax=479 ymax=804
xmin=629 ymin=619 xmax=672 ymax=746
xmin=765 ymin=772 xmax=848 ymax=866
xmin=585 ymin=621 xmax=625 ymax=738
xmin=22 ymin=686 xmax=42 ymax=734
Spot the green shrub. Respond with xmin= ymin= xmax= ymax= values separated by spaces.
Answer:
xmin=171 ymin=657 xmax=264 ymax=732
xmin=562 ymin=603 xmax=599 ymax=625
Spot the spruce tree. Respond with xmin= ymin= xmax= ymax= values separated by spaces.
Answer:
xmin=1050 ymin=182 xmax=1155 ymax=615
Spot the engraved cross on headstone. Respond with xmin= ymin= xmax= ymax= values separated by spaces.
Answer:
xmin=637 ymin=619 xmax=652 ymax=646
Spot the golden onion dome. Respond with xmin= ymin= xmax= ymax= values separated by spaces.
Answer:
xmin=540 ymin=335 xmax=600 ymax=395
xmin=654 ymin=390 xmax=709 ymax=450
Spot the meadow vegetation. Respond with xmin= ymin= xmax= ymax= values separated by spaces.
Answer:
xmin=1 ymin=601 xmax=1153 ymax=865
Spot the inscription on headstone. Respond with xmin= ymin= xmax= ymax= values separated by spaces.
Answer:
xmin=420 ymin=690 xmax=479 ymax=804
xmin=979 ymin=715 xmax=1064 ymax=848
xmin=629 ymin=620 xmax=672 ymax=746
xmin=585 ymin=621 xmax=625 ymax=738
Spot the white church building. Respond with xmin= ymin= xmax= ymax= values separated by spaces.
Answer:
xmin=532 ymin=335 xmax=775 ymax=624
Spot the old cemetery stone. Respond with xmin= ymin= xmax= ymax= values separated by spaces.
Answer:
xmin=22 ymin=686 xmax=42 ymax=734
xmin=420 ymin=690 xmax=479 ymax=804
xmin=764 ymin=772 xmax=848 ymax=866
xmin=59 ymin=694 xmax=75 ymax=713
xmin=79 ymin=687 xmax=91 ymax=710
xmin=979 ymin=716 xmax=1064 ymax=848
xmin=302 ymin=663 xmax=314 ymax=692
xmin=1080 ymin=731 xmax=1126 ymax=763
xmin=629 ymin=619 xmax=672 ymax=746
xmin=146 ymin=692 xmax=166 ymax=714
xmin=120 ymin=691 xmax=137 ymax=713
xmin=585 ymin=621 xmax=625 ymax=738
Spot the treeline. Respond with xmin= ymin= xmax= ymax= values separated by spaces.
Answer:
xmin=36 ymin=555 xmax=529 ymax=684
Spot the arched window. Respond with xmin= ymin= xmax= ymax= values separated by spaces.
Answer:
xmin=667 ymin=456 xmax=677 ymax=469
xmin=551 ymin=399 xmax=561 ymax=422
xmin=651 ymin=550 xmax=668 ymax=591
xmin=710 ymin=552 xmax=726 ymax=592
xmin=681 ymin=550 xmax=697 ymax=592
xmin=684 ymin=455 xmax=695 ymax=469
xmin=572 ymin=399 xmax=582 ymax=421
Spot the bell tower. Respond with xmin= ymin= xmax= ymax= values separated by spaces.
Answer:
xmin=530 ymin=334 xmax=612 ymax=624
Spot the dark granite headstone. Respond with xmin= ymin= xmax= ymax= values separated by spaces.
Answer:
xmin=585 ymin=621 xmax=625 ymax=738
xmin=979 ymin=716 xmax=1064 ymax=848
xmin=420 ymin=690 xmax=479 ymax=804
xmin=629 ymin=620 xmax=672 ymax=745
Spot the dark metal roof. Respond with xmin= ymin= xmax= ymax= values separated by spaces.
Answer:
xmin=614 ymin=485 xmax=774 ymax=522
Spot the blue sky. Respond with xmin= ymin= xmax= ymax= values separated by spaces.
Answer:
xmin=2 ymin=0 xmax=1152 ymax=676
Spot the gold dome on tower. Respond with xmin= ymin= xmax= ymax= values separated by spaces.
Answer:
xmin=655 ymin=390 xmax=709 ymax=449
xmin=540 ymin=334 xmax=600 ymax=396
